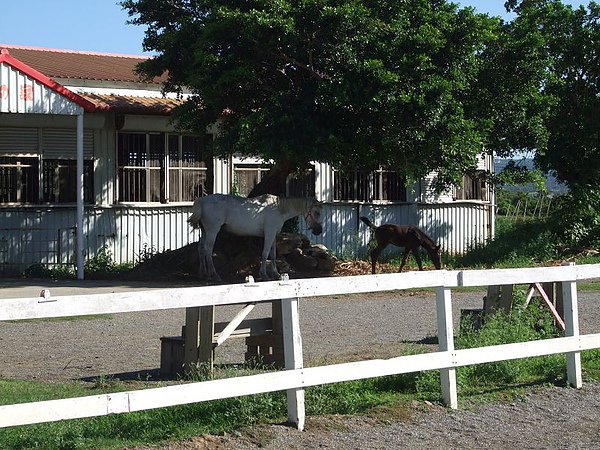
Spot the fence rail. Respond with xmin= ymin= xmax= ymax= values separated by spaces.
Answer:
xmin=1 ymin=263 xmax=599 ymax=430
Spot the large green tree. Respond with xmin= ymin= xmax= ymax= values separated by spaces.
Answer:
xmin=500 ymin=0 xmax=600 ymax=190
xmin=535 ymin=1 xmax=600 ymax=188
xmin=121 ymin=0 xmax=523 ymax=194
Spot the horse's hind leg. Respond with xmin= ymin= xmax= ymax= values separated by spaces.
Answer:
xmin=370 ymin=245 xmax=385 ymax=274
xmin=197 ymin=238 xmax=206 ymax=276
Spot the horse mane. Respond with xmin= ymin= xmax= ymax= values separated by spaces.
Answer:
xmin=277 ymin=196 xmax=317 ymax=214
xmin=410 ymin=226 xmax=437 ymax=250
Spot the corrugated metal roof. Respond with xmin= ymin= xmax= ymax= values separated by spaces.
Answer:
xmin=79 ymin=92 xmax=182 ymax=114
xmin=0 ymin=44 xmax=181 ymax=114
xmin=0 ymin=44 xmax=161 ymax=84
xmin=0 ymin=48 xmax=96 ymax=113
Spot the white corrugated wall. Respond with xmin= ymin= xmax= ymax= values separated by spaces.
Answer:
xmin=0 ymin=201 xmax=490 ymax=275
xmin=418 ymin=202 xmax=491 ymax=254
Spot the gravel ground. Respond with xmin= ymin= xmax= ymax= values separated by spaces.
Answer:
xmin=1 ymin=278 xmax=600 ymax=449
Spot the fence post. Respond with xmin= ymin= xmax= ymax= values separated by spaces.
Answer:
xmin=281 ymin=296 xmax=305 ymax=431
xmin=562 ymin=262 xmax=582 ymax=388
xmin=436 ymin=286 xmax=458 ymax=409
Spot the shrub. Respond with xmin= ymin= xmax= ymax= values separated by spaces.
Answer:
xmin=455 ymin=291 xmax=564 ymax=388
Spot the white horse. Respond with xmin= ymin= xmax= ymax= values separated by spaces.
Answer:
xmin=188 ymin=194 xmax=323 ymax=281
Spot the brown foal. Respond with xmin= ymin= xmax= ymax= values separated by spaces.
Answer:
xmin=360 ymin=217 xmax=442 ymax=274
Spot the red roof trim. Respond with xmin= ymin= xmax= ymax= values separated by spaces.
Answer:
xmin=0 ymin=49 xmax=96 ymax=113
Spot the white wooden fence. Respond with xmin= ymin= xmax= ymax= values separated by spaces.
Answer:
xmin=1 ymin=263 xmax=599 ymax=430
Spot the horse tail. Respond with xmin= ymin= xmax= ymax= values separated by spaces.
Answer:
xmin=360 ymin=216 xmax=377 ymax=230
xmin=187 ymin=197 xmax=203 ymax=230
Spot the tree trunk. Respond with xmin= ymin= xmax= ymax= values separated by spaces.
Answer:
xmin=247 ymin=160 xmax=295 ymax=197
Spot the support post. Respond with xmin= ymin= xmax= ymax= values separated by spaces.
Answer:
xmin=281 ymin=296 xmax=305 ymax=431
xmin=183 ymin=307 xmax=200 ymax=373
xmin=499 ymin=284 xmax=513 ymax=314
xmin=184 ymin=306 xmax=215 ymax=373
xmin=484 ymin=285 xmax=513 ymax=315
xmin=436 ymin=286 xmax=458 ymax=409
xmin=76 ymin=113 xmax=84 ymax=280
xmin=199 ymin=306 xmax=215 ymax=367
xmin=562 ymin=262 xmax=582 ymax=388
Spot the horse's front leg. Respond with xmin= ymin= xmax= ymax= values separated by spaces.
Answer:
xmin=268 ymin=240 xmax=280 ymax=280
xmin=260 ymin=236 xmax=279 ymax=280
xmin=201 ymin=231 xmax=222 ymax=282
xmin=399 ymin=247 xmax=411 ymax=272
xmin=413 ymin=248 xmax=424 ymax=271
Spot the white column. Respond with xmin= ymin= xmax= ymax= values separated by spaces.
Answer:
xmin=76 ymin=113 xmax=84 ymax=280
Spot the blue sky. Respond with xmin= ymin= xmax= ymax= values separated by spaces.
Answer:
xmin=0 ymin=1 xmax=590 ymax=56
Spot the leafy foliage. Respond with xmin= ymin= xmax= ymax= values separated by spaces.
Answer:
xmin=462 ymin=184 xmax=600 ymax=268
xmin=529 ymin=1 xmax=600 ymax=188
xmin=120 ymin=0 xmax=518 ymax=191
xmin=120 ymin=0 xmax=600 ymax=195
xmin=495 ymin=160 xmax=548 ymax=193
xmin=455 ymin=293 xmax=563 ymax=387
xmin=22 ymin=247 xmax=134 ymax=280
xmin=460 ymin=217 xmax=561 ymax=268
xmin=547 ymin=186 xmax=600 ymax=251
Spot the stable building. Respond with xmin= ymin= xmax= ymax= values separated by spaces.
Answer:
xmin=0 ymin=44 xmax=494 ymax=277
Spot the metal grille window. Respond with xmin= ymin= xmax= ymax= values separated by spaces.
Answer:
xmin=0 ymin=157 xmax=38 ymax=203
xmin=117 ymin=133 xmax=161 ymax=202
xmin=118 ymin=132 xmax=211 ymax=203
xmin=0 ymin=156 xmax=93 ymax=204
xmin=287 ymin=166 xmax=316 ymax=197
xmin=333 ymin=166 xmax=407 ymax=202
xmin=42 ymin=160 xmax=94 ymax=203
xmin=232 ymin=163 xmax=316 ymax=198
xmin=234 ymin=164 xmax=271 ymax=197
xmin=168 ymin=135 xmax=209 ymax=201
xmin=454 ymin=171 xmax=487 ymax=201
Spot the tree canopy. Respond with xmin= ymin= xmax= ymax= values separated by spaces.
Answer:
xmin=120 ymin=0 xmax=600 ymax=193
xmin=521 ymin=1 xmax=600 ymax=188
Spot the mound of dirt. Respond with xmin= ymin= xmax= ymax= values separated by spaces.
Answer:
xmin=126 ymin=232 xmax=345 ymax=283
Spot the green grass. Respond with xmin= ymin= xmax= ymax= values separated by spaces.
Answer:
xmin=2 ymin=295 xmax=598 ymax=450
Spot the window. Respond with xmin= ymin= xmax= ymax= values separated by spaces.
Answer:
xmin=233 ymin=164 xmax=271 ymax=197
xmin=117 ymin=132 xmax=212 ymax=203
xmin=287 ymin=166 xmax=316 ymax=197
xmin=117 ymin=133 xmax=162 ymax=202
xmin=0 ymin=157 xmax=38 ymax=203
xmin=454 ymin=171 xmax=487 ymax=201
xmin=42 ymin=159 xmax=94 ymax=203
xmin=0 ymin=156 xmax=93 ymax=204
xmin=333 ymin=166 xmax=407 ymax=202
xmin=169 ymin=135 xmax=210 ymax=201
xmin=232 ymin=164 xmax=316 ymax=198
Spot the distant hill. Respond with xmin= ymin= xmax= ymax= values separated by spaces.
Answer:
xmin=495 ymin=158 xmax=567 ymax=194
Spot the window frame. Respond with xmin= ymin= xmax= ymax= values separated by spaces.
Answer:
xmin=0 ymin=155 xmax=94 ymax=205
xmin=333 ymin=166 xmax=407 ymax=203
xmin=454 ymin=170 xmax=488 ymax=201
xmin=117 ymin=131 xmax=212 ymax=204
